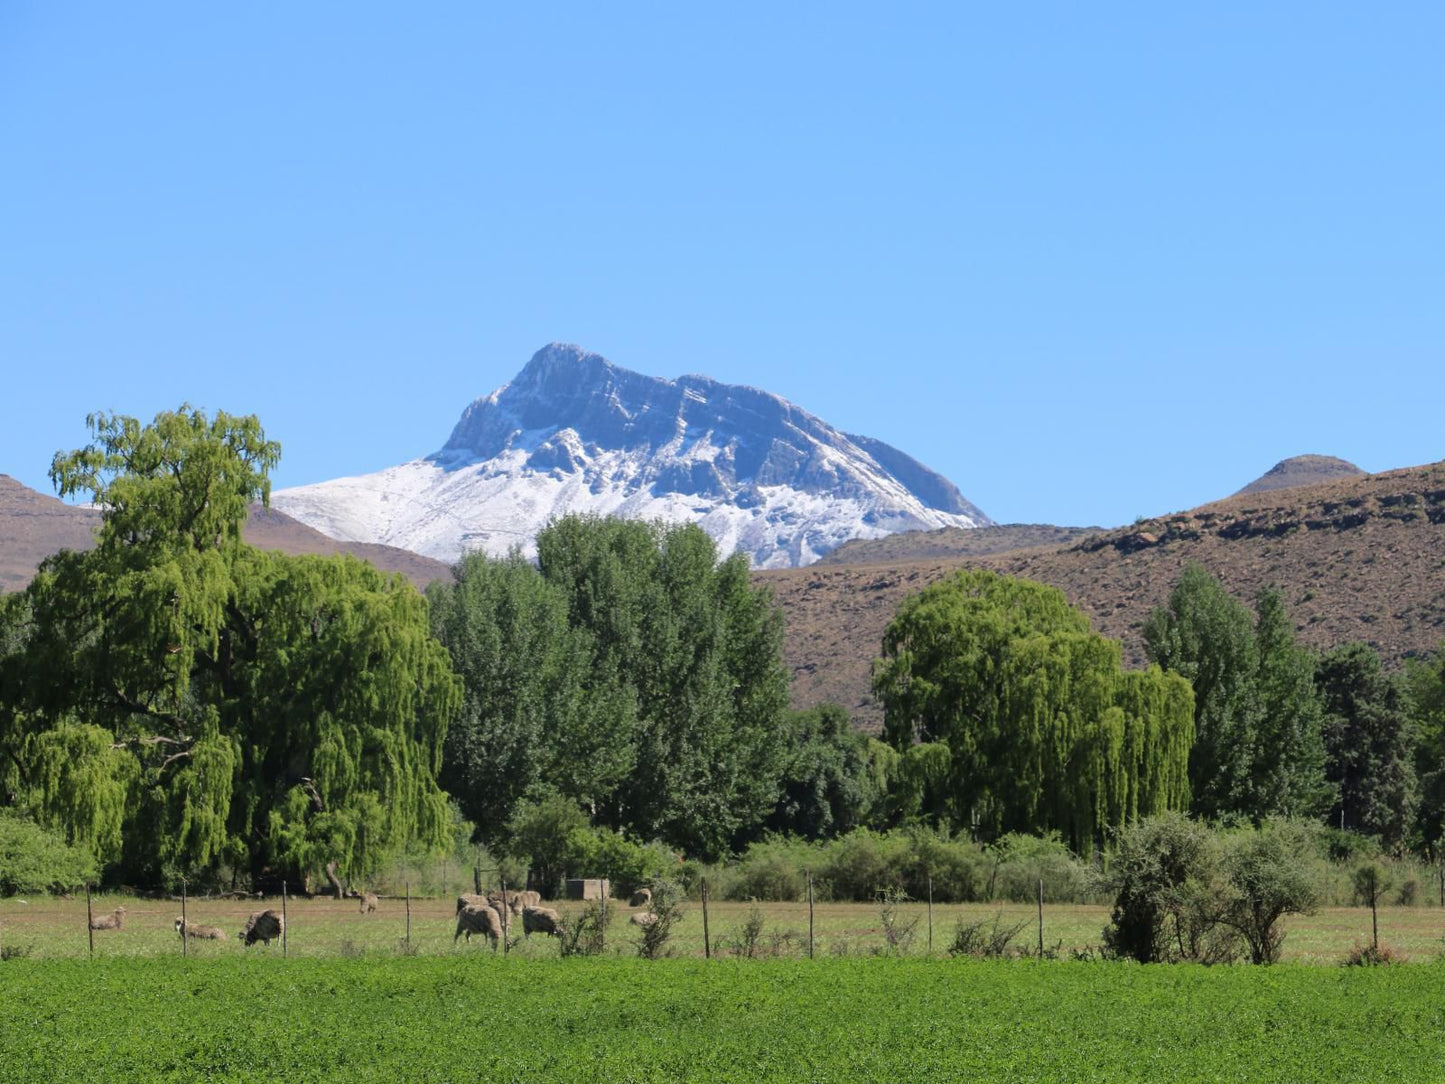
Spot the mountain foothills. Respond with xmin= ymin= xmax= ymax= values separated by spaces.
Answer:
xmin=271 ymin=343 xmax=991 ymax=569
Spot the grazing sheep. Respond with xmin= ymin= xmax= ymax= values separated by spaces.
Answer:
xmin=240 ymin=909 xmax=285 ymax=947
xmin=628 ymin=888 xmax=652 ymax=908
xmin=359 ymin=892 xmax=379 ymax=914
xmin=629 ymin=911 xmax=659 ymax=928
xmin=456 ymin=892 xmax=487 ymax=915
xmin=454 ymin=903 xmax=503 ymax=948
xmin=509 ymin=890 xmax=541 ymax=915
xmin=174 ymin=917 xmax=227 ymax=940
xmin=521 ymin=906 xmax=562 ymax=939
xmin=89 ymin=907 xmax=126 ymax=931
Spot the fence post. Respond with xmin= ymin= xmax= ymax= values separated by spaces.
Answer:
xmin=405 ymin=882 xmax=412 ymax=949
xmin=927 ymin=875 xmax=933 ymax=956
xmin=807 ymin=874 xmax=815 ymax=960
xmin=282 ymin=881 xmax=289 ymax=958
xmin=474 ymin=846 xmax=482 ymax=896
xmin=1037 ymin=878 xmax=1044 ymax=957
xmin=86 ymin=883 xmax=94 ymax=959
xmin=599 ymin=882 xmax=606 ymax=955
xmin=701 ymin=878 xmax=711 ymax=959
xmin=181 ymin=877 xmax=188 ymax=958
xmin=499 ymin=877 xmax=510 ymax=954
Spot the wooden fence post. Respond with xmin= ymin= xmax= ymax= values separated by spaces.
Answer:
xmin=1037 ymin=878 xmax=1044 ymax=957
xmin=808 ymin=874 xmax=815 ymax=960
xmin=181 ymin=877 xmax=188 ymax=958
xmin=499 ymin=877 xmax=510 ymax=954
xmin=86 ymin=883 xmax=94 ymax=959
xmin=282 ymin=881 xmax=289 ymax=958
xmin=599 ymin=882 xmax=606 ymax=954
xmin=927 ymin=875 xmax=933 ymax=956
xmin=701 ymin=878 xmax=711 ymax=960
xmin=405 ymin=882 xmax=412 ymax=949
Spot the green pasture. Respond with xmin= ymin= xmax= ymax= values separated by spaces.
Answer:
xmin=2 ymin=953 xmax=1443 ymax=1082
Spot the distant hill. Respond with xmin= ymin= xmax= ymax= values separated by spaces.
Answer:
xmin=759 ymin=462 xmax=1445 ymax=732
xmin=815 ymin=523 xmax=1101 ymax=566
xmin=1234 ymin=454 xmax=1364 ymax=496
xmin=0 ymin=475 xmax=452 ymax=593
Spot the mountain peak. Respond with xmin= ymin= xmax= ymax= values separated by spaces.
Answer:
xmin=1235 ymin=455 xmax=1365 ymax=496
xmin=277 ymin=344 xmax=990 ymax=568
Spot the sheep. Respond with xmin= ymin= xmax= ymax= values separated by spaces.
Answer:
xmin=174 ymin=917 xmax=227 ymax=940
xmin=456 ymin=892 xmax=487 ymax=915
xmin=240 ymin=909 xmax=285 ymax=947
xmin=628 ymin=888 xmax=652 ymax=908
xmin=89 ymin=906 xmax=126 ymax=931
xmin=509 ymin=890 xmax=541 ymax=915
xmin=454 ymin=903 xmax=503 ymax=948
xmin=359 ymin=892 xmax=379 ymax=915
xmin=629 ymin=911 xmax=659 ymax=928
xmin=521 ymin=906 xmax=562 ymax=939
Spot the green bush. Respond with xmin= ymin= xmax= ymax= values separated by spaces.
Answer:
xmin=0 ymin=810 xmax=97 ymax=896
xmin=564 ymin=825 xmax=676 ymax=897
xmin=988 ymin=832 xmax=1093 ymax=904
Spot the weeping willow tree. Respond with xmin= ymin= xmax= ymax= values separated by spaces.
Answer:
xmin=873 ymin=570 xmax=1193 ymax=852
xmin=0 ymin=407 xmax=459 ymax=889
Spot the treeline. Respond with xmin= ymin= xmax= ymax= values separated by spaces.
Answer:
xmin=3 ymin=406 xmax=1445 ymax=900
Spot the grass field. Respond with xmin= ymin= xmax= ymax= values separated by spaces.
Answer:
xmin=2 ymin=953 xmax=1443 ymax=1082
xmin=2 ymin=893 xmax=1442 ymax=964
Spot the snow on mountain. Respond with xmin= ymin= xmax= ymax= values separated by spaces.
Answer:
xmin=272 ymin=344 xmax=991 ymax=568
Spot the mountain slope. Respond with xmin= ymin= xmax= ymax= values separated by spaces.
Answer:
xmin=0 ymin=475 xmax=451 ymax=593
xmin=760 ymin=461 xmax=1445 ymax=731
xmin=272 ymin=343 xmax=991 ymax=568
xmin=1234 ymin=454 xmax=1364 ymax=496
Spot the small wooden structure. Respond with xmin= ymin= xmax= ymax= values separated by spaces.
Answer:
xmin=565 ymin=878 xmax=610 ymax=901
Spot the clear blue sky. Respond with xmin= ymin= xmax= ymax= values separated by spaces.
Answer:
xmin=2 ymin=3 xmax=1442 ymax=528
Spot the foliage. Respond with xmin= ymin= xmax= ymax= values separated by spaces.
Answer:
xmin=876 ymin=887 xmax=919 ymax=954
xmin=0 ymin=407 xmax=460 ymax=889
xmin=1100 ymin=813 xmax=1235 ymax=964
xmin=1405 ymin=646 xmax=1445 ymax=851
xmin=0 ymin=809 xmax=97 ymax=896
xmin=504 ymin=795 xmax=590 ymax=897
xmin=561 ymin=825 xmax=677 ymax=898
xmin=948 ymin=912 xmax=1029 ymax=958
xmin=875 ymin=570 xmax=1193 ymax=851
xmin=1143 ymin=566 xmax=1330 ymax=821
xmin=556 ymin=900 xmax=612 ymax=958
xmin=763 ymin=704 xmax=879 ymax=838
xmin=1317 ymin=644 xmax=1416 ymax=847
xmin=633 ymin=879 xmax=685 ymax=959
xmin=1218 ymin=820 xmax=1322 ymax=964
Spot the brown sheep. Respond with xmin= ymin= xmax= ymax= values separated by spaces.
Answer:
xmin=174 ymin=917 xmax=227 ymax=940
xmin=240 ymin=909 xmax=285 ymax=947
xmin=628 ymin=888 xmax=652 ymax=908
xmin=521 ymin=905 xmax=562 ymax=939
xmin=508 ymin=890 xmax=541 ymax=915
xmin=359 ymin=892 xmax=379 ymax=914
xmin=89 ymin=907 xmax=126 ymax=931
xmin=456 ymin=892 xmax=487 ymax=914
xmin=454 ymin=903 xmax=503 ymax=948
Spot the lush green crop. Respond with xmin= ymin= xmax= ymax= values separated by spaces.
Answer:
xmin=2 ymin=955 xmax=1442 ymax=1082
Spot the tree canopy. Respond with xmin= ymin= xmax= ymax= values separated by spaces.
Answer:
xmin=873 ymin=569 xmax=1193 ymax=851
xmin=0 ymin=407 xmax=459 ymax=889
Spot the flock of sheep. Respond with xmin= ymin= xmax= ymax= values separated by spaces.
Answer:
xmin=83 ymin=886 xmax=660 ymax=952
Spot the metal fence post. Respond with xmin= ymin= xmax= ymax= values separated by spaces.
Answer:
xmin=181 ymin=877 xmax=188 ymax=958
xmin=85 ymin=883 xmax=94 ymax=959
xmin=702 ymin=878 xmax=711 ymax=959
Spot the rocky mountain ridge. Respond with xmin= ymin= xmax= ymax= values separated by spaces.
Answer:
xmin=272 ymin=343 xmax=992 ymax=568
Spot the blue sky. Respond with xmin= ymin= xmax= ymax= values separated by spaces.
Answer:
xmin=2 ymin=3 xmax=1441 ymax=528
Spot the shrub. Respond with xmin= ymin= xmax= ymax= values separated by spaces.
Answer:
xmin=557 ymin=900 xmax=612 ymax=957
xmin=634 ymin=880 xmax=684 ymax=960
xmin=1342 ymin=942 xmax=1406 ymax=966
xmin=989 ymin=832 xmax=1092 ymax=904
xmin=0 ymin=810 xmax=98 ymax=896
xmin=735 ymin=904 xmax=766 ymax=958
xmin=877 ymin=888 xmax=919 ymax=955
xmin=1218 ymin=820 xmax=1322 ymax=965
xmin=564 ymin=826 xmax=676 ymax=898
xmin=949 ymin=913 xmax=1028 ymax=958
xmin=722 ymin=839 xmax=809 ymax=901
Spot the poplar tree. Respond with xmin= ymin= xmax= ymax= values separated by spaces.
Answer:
xmin=0 ymin=407 xmax=459 ymax=888
xmin=873 ymin=570 xmax=1193 ymax=852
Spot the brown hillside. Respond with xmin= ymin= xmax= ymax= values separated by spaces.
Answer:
xmin=0 ymin=475 xmax=452 ymax=593
xmin=1234 ymin=454 xmax=1364 ymax=496
xmin=758 ymin=462 xmax=1445 ymax=733
xmin=815 ymin=523 xmax=1101 ymax=566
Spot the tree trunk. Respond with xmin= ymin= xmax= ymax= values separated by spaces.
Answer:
xmin=325 ymin=861 xmax=345 ymax=900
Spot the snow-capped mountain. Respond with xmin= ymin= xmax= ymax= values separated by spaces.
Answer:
xmin=272 ymin=344 xmax=991 ymax=568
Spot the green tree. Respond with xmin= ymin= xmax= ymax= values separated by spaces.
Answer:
xmin=763 ymin=704 xmax=878 ymax=840
xmin=1317 ymin=643 xmax=1416 ymax=848
xmin=874 ymin=570 xmax=1193 ymax=852
xmin=1143 ymin=566 xmax=1329 ymax=821
xmin=0 ymin=407 xmax=460 ymax=889
xmin=535 ymin=516 xmax=790 ymax=859
xmin=1404 ymin=646 xmax=1445 ymax=853
xmin=427 ymin=550 xmax=630 ymax=845
xmin=1218 ymin=819 xmax=1322 ymax=964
